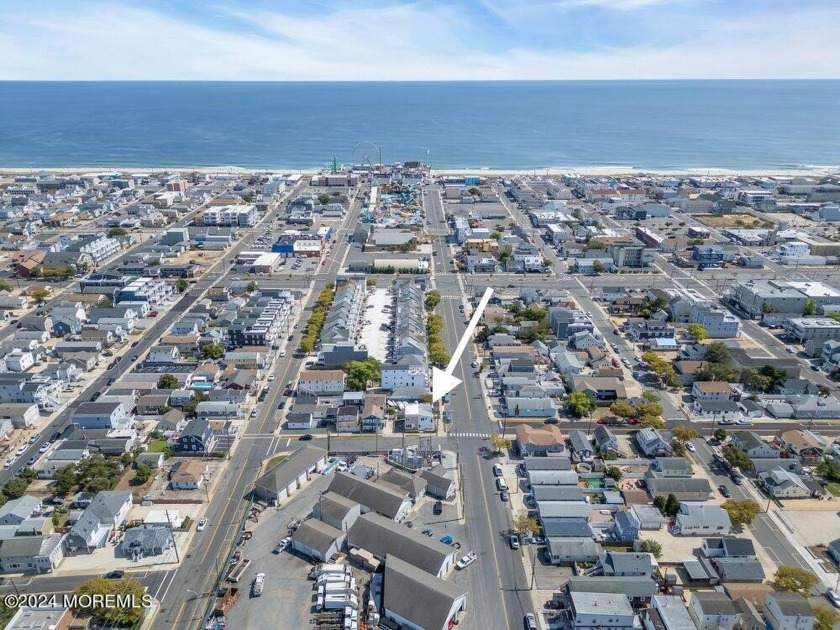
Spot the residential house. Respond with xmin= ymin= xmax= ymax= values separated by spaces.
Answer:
xmin=598 ymin=551 xmax=657 ymax=578
xmin=70 ymin=401 xmax=133 ymax=431
xmin=65 ymin=491 xmax=132 ymax=553
xmin=701 ymin=537 xmax=756 ymax=559
xmin=636 ymin=428 xmax=673 ymax=457
xmin=775 ymin=429 xmax=825 ymax=463
xmin=360 ymin=394 xmax=386 ymax=433
xmin=175 ymin=419 xmax=217 ymax=454
xmin=689 ymin=592 xmax=739 ymax=630
xmin=169 ymin=461 xmax=208 ymax=490
xmin=418 ymin=465 xmax=456 ymax=500
xmin=403 ymin=402 xmax=435 ymax=432
xmin=761 ymin=467 xmax=811 ymax=499
xmin=692 ymin=381 xmax=735 ymax=402
xmin=0 ymin=535 xmax=65 ymax=574
xmin=764 ymin=592 xmax=815 ymax=630
xmin=568 ymin=430 xmax=594 ymax=461
xmin=297 ymin=370 xmax=346 ymax=396
xmin=649 ymin=457 xmax=693 ymax=478
xmin=121 ymin=526 xmax=172 ymax=559
xmin=672 ymin=503 xmax=731 ymax=536
xmin=594 ymin=425 xmax=620 ymax=455
xmin=568 ymin=592 xmax=637 ymax=629
xmin=515 ymin=424 xmax=566 ymax=457
xmin=611 ymin=510 xmax=640 ymax=542
xmin=714 ymin=557 xmax=765 ymax=583
xmin=644 ymin=473 xmax=713 ymax=502
xmin=731 ymin=431 xmax=780 ymax=459
xmin=693 ymin=400 xmax=743 ymax=423
xmin=570 ymin=376 xmax=628 ymax=405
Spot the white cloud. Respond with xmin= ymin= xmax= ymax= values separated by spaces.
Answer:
xmin=0 ymin=1 xmax=837 ymax=79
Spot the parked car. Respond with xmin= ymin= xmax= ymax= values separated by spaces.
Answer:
xmin=197 ymin=518 xmax=208 ymax=532
xmin=104 ymin=570 xmax=125 ymax=580
xmin=273 ymin=537 xmax=291 ymax=554
xmin=826 ymin=588 xmax=840 ymax=608
xmin=686 ymin=442 xmax=696 ymax=452
xmin=499 ymin=490 xmax=509 ymax=502
xmin=718 ymin=485 xmax=731 ymax=498
xmin=433 ymin=501 xmax=443 ymax=515
xmin=456 ymin=552 xmax=477 ymax=570
xmin=509 ymin=535 xmax=520 ymax=550
xmin=524 ymin=613 xmax=537 ymax=630
xmin=298 ymin=434 xmax=313 ymax=441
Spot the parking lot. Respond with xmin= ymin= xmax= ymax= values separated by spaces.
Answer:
xmin=357 ymin=288 xmax=391 ymax=362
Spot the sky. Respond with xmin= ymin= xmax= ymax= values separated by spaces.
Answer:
xmin=0 ymin=0 xmax=838 ymax=80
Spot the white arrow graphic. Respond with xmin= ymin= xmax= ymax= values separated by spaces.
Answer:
xmin=432 ymin=286 xmax=494 ymax=403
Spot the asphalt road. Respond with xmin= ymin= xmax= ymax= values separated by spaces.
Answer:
xmin=156 ymin=188 xmax=363 ymax=630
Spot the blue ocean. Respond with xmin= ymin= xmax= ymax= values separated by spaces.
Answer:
xmin=0 ymin=81 xmax=838 ymax=170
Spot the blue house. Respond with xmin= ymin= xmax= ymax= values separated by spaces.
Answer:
xmin=612 ymin=510 xmax=640 ymax=542
xmin=175 ymin=419 xmax=217 ymax=454
xmin=51 ymin=317 xmax=83 ymax=337
xmin=692 ymin=245 xmax=724 ymax=269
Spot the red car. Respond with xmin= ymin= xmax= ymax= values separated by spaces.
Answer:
xmin=283 ymin=388 xmax=292 ymax=396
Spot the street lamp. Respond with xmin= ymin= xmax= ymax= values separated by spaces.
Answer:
xmin=186 ymin=589 xmax=200 ymax=600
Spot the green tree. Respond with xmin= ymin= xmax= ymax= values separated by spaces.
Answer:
xmin=704 ymin=342 xmax=731 ymax=365
xmin=760 ymin=364 xmax=788 ymax=392
xmin=565 ymin=392 xmax=595 ymax=418
xmin=672 ymin=425 xmax=698 ymax=443
xmin=803 ymin=298 xmax=817 ymax=316
xmin=157 ymin=374 xmax=179 ymax=390
xmin=424 ymin=290 xmax=441 ymax=311
xmin=317 ymin=192 xmax=330 ymax=205
xmin=74 ymin=577 xmax=148 ymax=626
xmin=107 ymin=227 xmax=128 ymax=237
xmin=592 ymin=260 xmax=606 ymax=274
xmin=722 ymin=444 xmax=754 ymax=471
xmin=772 ymin=566 xmax=819 ymax=596
xmin=640 ymin=539 xmax=663 ymax=559
xmin=175 ymin=278 xmax=189 ymax=293
xmin=609 ymin=400 xmax=635 ymax=419
xmin=605 ymin=466 xmax=622 ymax=481
xmin=489 ymin=433 xmax=512 ymax=454
xmin=640 ymin=415 xmax=666 ymax=430
xmin=247 ymin=280 xmax=259 ymax=293
xmin=815 ymin=606 xmax=840 ymax=630
xmin=54 ymin=465 xmax=78 ymax=496
xmin=2 ymin=478 xmax=29 ymax=499
xmin=664 ymin=493 xmax=681 ymax=516
xmin=467 ymin=187 xmax=481 ymax=196
xmin=182 ymin=391 xmax=209 ymax=416
xmin=343 ymin=358 xmax=382 ymax=391
xmin=201 ymin=343 xmax=225 ymax=360
xmin=28 ymin=287 xmax=51 ymax=303
xmin=713 ymin=428 xmax=728 ymax=442
xmin=652 ymin=495 xmax=666 ymax=512
xmin=0 ymin=279 xmax=11 ymax=293
xmin=498 ymin=246 xmax=513 ymax=265
xmin=134 ymin=464 xmax=152 ymax=484
xmin=489 ymin=231 xmax=502 ymax=240
xmin=721 ymin=498 xmax=760 ymax=526
xmin=740 ymin=368 xmax=772 ymax=393
xmin=816 ymin=457 xmax=840 ymax=482
xmin=512 ymin=514 xmax=540 ymax=538
xmin=686 ymin=323 xmax=709 ymax=342
xmin=761 ymin=302 xmax=779 ymax=314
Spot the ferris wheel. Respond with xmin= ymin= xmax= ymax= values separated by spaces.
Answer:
xmin=352 ymin=141 xmax=382 ymax=169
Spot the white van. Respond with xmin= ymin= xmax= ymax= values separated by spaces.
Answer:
xmin=496 ymin=478 xmax=508 ymax=492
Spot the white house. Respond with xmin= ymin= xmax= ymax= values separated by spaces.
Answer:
xmin=692 ymin=400 xmax=743 ymax=423
xmin=689 ymin=305 xmax=742 ymax=338
xmin=404 ymin=403 xmax=435 ymax=432
xmin=297 ymin=370 xmax=346 ymax=396
xmin=672 ymin=503 xmax=731 ymax=536
xmin=764 ymin=592 xmax=815 ymax=630
xmin=70 ymin=401 xmax=134 ymax=431
xmin=146 ymin=345 xmax=180 ymax=364
xmin=4 ymin=349 xmax=34 ymax=372
xmin=689 ymin=592 xmax=739 ymax=630
xmin=381 ymin=361 xmax=428 ymax=391
xmin=569 ymin=592 xmax=636 ymax=629
xmin=691 ymin=381 xmax=735 ymax=402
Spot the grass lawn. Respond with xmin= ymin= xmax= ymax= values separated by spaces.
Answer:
xmin=147 ymin=439 xmax=170 ymax=453
xmin=826 ymin=482 xmax=840 ymax=497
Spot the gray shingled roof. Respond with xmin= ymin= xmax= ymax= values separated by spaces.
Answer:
xmin=383 ymin=555 xmax=466 ymax=630
xmin=328 ymin=472 xmax=408 ymax=519
xmin=291 ymin=519 xmax=343 ymax=556
xmin=253 ymin=444 xmax=327 ymax=494
xmin=348 ymin=513 xmax=453 ymax=576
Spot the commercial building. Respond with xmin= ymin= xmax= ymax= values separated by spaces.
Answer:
xmin=202 ymin=204 xmax=258 ymax=227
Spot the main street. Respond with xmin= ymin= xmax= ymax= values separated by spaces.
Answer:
xmin=425 ymin=184 xmax=535 ymax=630
xmin=156 ymin=186 xmax=363 ymax=630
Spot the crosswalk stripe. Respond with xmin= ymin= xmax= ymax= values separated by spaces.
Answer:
xmin=450 ymin=432 xmax=490 ymax=437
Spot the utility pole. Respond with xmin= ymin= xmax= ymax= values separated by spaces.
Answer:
xmin=165 ymin=509 xmax=180 ymax=563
